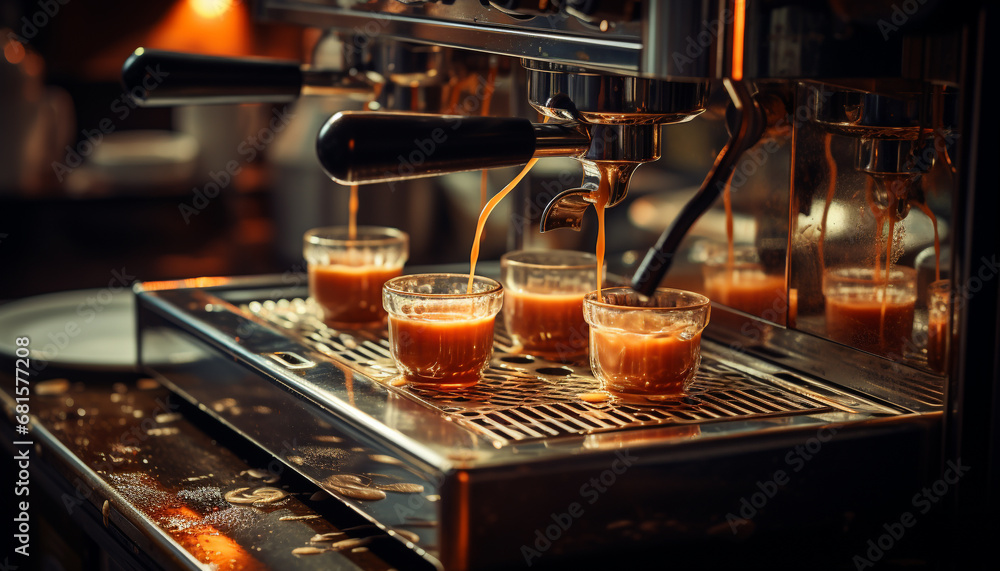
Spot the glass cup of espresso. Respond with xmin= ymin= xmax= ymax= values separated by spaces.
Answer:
xmin=500 ymin=249 xmax=598 ymax=361
xmin=926 ymin=279 xmax=951 ymax=373
xmin=702 ymin=245 xmax=794 ymax=326
xmin=304 ymin=226 xmax=409 ymax=329
xmin=383 ymin=274 xmax=503 ymax=389
xmin=583 ymin=288 xmax=711 ymax=401
xmin=822 ymin=266 xmax=917 ymax=356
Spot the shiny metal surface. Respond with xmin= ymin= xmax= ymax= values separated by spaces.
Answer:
xmin=524 ymin=64 xmax=707 ymax=229
xmin=343 ymin=38 xmax=476 ymax=112
xmin=0 ymin=376 xmax=430 ymax=570
xmin=132 ymin=272 xmax=933 ymax=451
xmin=260 ymin=0 xmax=728 ymax=80
xmin=261 ymin=0 xmax=646 ymax=75
xmin=641 ymin=0 xmax=721 ymax=80
xmin=580 ymin=124 xmax=661 ymax=162
xmin=703 ymin=308 xmax=946 ymax=413
xmin=530 ymin=122 xmax=591 ymax=157
xmin=352 ymin=41 xmax=452 ymax=87
xmin=539 ymin=188 xmax=593 ymax=232
xmin=525 ymin=62 xmax=702 ymax=213
xmin=857 ymin=138 xmax=933 ymax=175
xmin=525 ymin=61 xmax=709 ymax=124
xmin=240 ymin=296 xmax=849 ymax=443
xmin=538 ymin=159 xmax=639 ymax=230
xmin=813 ymin=87 xmax=956 ymax=140
xmin=787 ymin=78 xmax=955 ymax=375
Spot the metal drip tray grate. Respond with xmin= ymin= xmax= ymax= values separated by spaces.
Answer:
xmin=242 ymin=298 xmax=836 ymax=443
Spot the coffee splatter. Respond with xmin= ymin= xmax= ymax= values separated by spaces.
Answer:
xmin=224 ymin=487 xmax=288 ymax=506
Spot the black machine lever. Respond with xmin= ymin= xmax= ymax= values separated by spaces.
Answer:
xmin=630 ymin=80 xmax=767 ymax=296
xmin=315 ymin=112 xmax=590 ymax=185
xmin=121 ymin=48 xmax=370 ymax=107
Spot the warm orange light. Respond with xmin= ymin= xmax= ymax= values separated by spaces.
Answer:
xmin=140 ymin=0 xmax=251 ymax=57
xmin=137 ymin=276 xmax=232 ymax=291
xmin=190 ymin=0 xmax=234 ymax=19
xmin=4 ymin=38 xmax=25 ymax=65
xmin=182 ymin=276 xmax=232 ymax=288
xmin=165 ymin=506 xmax=262 ymax=570
xmin=732 ymin=0 xmax=746 ymax=81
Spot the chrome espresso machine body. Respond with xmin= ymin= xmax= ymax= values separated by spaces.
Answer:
xmin=127 ymin=1 xmax=998 ymax=568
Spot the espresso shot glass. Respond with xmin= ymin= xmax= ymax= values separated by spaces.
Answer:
xmin=383 ymin=274 xmax=503 ymax=389
xmin=823 ymin=266 xmax=916 ymax=356
xmin=926 ymin=279 xmax=951 ymax=373
xmin=500 ymin=250 xmax=598 ymax=361
xmin=583 ymin=287 xmax=710 ymax=401
xmin=702 ymin=245 xmax=793 ymax=325
xmin=305 ymin=226 xmax=408 ymax=329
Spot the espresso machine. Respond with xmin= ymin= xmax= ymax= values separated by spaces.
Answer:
xmin=125 ymin=1 xmax=997 ymax=568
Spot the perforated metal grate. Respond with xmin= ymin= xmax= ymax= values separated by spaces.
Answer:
xmin=242 ymin=298 xmax=835 ymax=443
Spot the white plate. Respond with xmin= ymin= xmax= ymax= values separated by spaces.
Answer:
xmin=0 ymin=289 xmax=196 ymax=371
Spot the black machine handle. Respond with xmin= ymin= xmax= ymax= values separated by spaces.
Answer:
xmin=121 ymin=48 xmax=305 ymax=106
xmin=316 ymin=112 xmax=587 ymax=185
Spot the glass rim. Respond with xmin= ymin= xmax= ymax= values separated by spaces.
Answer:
xmin=500 ymin=249 xmax=598 ymax=270
xmin=305 ymin=225 xmax=408 ymax=247
xmin=383 ymin=273 xmax=503 ymax=299
xmin=583 ymin=287 xmax=710 ymax=311
xmin=928 ymin=278 xmax=952 ymax=292
xmin=823 ymin=265 xmax=916 ymax=284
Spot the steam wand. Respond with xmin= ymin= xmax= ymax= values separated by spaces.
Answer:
xmin=630 ymin=80 xmax=766 ymax=296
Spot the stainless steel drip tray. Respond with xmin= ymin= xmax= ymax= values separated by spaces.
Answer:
xmin=135 ymin=276 xmax=929 ymax=569
xmin=244 ymin=296 xmax=850 ymax=443
xmin=136 ymin=276 xmax=909 ymax=461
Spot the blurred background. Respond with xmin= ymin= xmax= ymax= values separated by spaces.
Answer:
xmin=0 ymin=0 xmax=730 ymax=301
xmin=1 ymin=0 xmax=309 ymax=299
